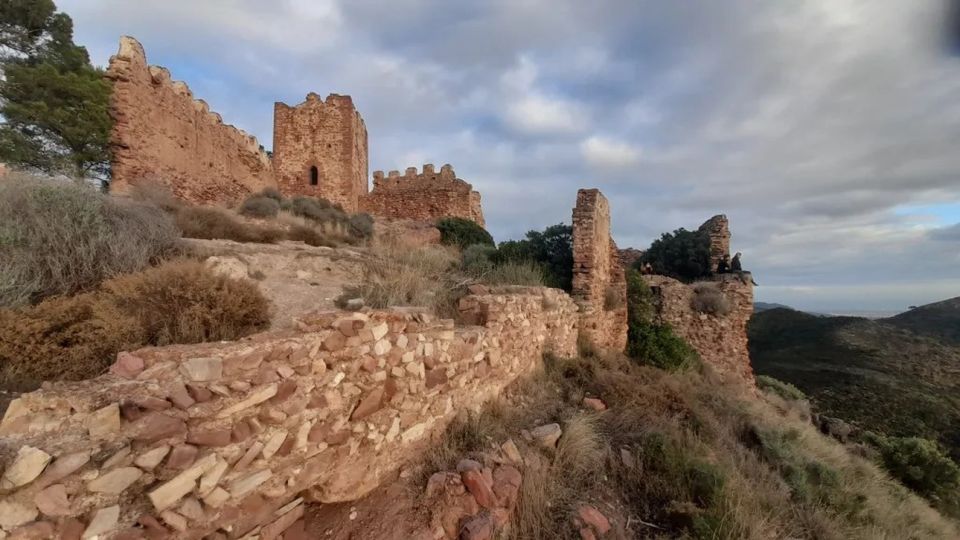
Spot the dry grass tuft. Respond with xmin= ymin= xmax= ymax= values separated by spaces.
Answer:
xmin=691 ymin=281 xmax=732 ymax=316
xmin=0 ymin=259 xmax=270 ymax=389
xmin=175 ymin=206 xmax=285 ymax=244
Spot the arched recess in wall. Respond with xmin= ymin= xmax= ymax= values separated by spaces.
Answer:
xmin=309 ymin=166 xmax=319 ymax=186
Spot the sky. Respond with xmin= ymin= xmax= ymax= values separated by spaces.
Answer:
xmin=60 ymin=0 xmax=960 ymax=314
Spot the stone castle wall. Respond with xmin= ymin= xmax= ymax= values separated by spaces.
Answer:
xmin=571 ymin=189 xmax=628 ymax=353
xmin=359 ymin=164 xmax=485 ymax=227
xmin=107 ymin=37 xmax=274 ymax=206
xmin=645 ymin=274 xmax=755 ymax=385
xmin=0 ymin=288 xmax=576 ymax=539
xmin=699 ymin=215 xmax=730 ymax=272
xmin=272 ymin=94 xmax=369 ymax=212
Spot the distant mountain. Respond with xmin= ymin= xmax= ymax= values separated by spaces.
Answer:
xmin=884 ymin=296 xmax=960 ymax=346
xmin=749 ymin=305 xmax=960 ymax=460
xmin=753 ymin=301 xmax=794 ymax=312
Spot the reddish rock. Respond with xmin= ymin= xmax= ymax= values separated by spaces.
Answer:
xmin=282 ymin=519 xmax=310 ymax=540
xmin=576 ymin=505 xmax=611 ymax=535
xmin=132 ymin=413 xmax=186 ymax=442
xmin=583 ymin=397 xmax=607 ymax=411
xmin=232 ymin=420 xmax=253 ymax=443
xmin=461 ymin=469 xmax=497 ymax=509
xmin=253 ymin=364 xmax=280 ymax=385
xmin=167 ymin=382 xmax=195 ymax=409
xmin=136 ymin=397 xmax=172 ymax=411
xmin=9 ymin=520 xmax=56 ymax=539
xmin=260 ymin=503 xmax=303 ymax=540
xmin=187 ymin=428 xmax=231 ymax=447
xmin=120 ymin=401 xmax=143 ymax=421
xmin=350 ymin=387 xmax=385 ymax=421
xmin=492 ymin=466 xmax=522 ymax=509
xmin=425 ymin=472 xmax=460 ymax=498
xmin=165 ymin=444 xmax=198 ymax=469
xmin=137 ymin=514 xmax=170 ymax=539
xmin=271 ymin=380 xmax=298 ymax=403
xmin=425 ymin=368 xmax=448 ymax=389
xmin=323 ymin=332 xmax=346 ymax=352
xmin=336 ymin=319 xmax=364 ymax=337
xmin=35 ymin=484 xmax=70 ymax=516
xmin=186 ymin=384 xmax=213 ymax=403
xmin=58 ymin=518 xmax=85 ymax=540
xmin=307 ymin=422 xmax=327 ymax=443
xmin=276 ymin=434 xmax=296 ymax=457
xmin=326 ymin=430 xmax=350 ymax=446
xmin=361 ymin=356 xmax=378 ymax=373
xmin=460 ymin=513 xmax=495 ymax=540
xmin=110 ymin=352 xmax=144 ymax=379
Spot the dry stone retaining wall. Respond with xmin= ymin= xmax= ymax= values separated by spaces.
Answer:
xmin=0 ymin=288 xmax=576 ymax=539
xmin=645 ymin=274 xmax=755 ymax=385
xmin=571 ymin=189 xmax=628 ymax=353
xmin=107 ymin=37 xmax=274 ymax=206
xmin=360 ymin=164 xmax=485 ymax=227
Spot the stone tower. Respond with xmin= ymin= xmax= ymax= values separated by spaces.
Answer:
xmin=699 ymin=215 xmax=731 ymax=272
xmin=272 ymin=93 xmax=368 ymax=211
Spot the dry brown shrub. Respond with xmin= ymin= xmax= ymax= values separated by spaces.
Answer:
xmin=0 ymin=260 xmax=270 ymax=389
xmin=691 ymin=281 xmax=732 ymax=316
xmin=175 ymin=206 xmax=284 ymax=244
xmin=99 ymin=259 xmax=270 ymax=345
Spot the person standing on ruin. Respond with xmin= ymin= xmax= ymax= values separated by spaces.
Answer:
xmin=730 ymin=252 xmax=742 ymax=272
xmin=716 ymin=254 xmax=731 ymax=274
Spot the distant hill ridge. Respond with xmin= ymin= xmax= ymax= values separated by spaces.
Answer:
xmin=885 ymin=296 xmax=960 ymax=345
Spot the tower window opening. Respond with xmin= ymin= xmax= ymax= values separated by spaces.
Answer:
xmin=309 ymin=166 xmax=319 ymax=186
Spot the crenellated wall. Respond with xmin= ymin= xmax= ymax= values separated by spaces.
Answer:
xmin=107 ymin=37 xmax=274 ymax=206
xmin=0 ymin=288 xmax=576 ymax=539
xmin=359 ymin=164 xmax=485 ymax=227
xmin=645 ymin=274 xmax=755 ymax=385
xmin=571 ymin=189 xmax=628 ymax=353
xmin=272 ymin=93 xmax=369 ymax=212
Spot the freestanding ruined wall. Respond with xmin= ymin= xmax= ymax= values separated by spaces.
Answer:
xmin=107 ymin=37 xmax=274 ymax=206
xmin=572 ymin=189 xmax=628 ymax=353
xmin=272 ymin=93 xmax=368 ymax=212
xmin=359 ymin=164 xmax=485 ymax=227
xmin=699 ymin=215 xmax=730 ymax=272
xmin=0 ymin=287 xmax=576 ymax=539
xmin=646 ymin=274 xmax=755 ymax=385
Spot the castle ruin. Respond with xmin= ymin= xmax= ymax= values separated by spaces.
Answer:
xmin=107 ymin=36 xmax=484 ymax=224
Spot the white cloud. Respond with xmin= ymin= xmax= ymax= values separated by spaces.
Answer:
xmin=580 ymin=136 xmax=641 ymax=169
xmin=504 ymin=95 xmax=587 ymax=134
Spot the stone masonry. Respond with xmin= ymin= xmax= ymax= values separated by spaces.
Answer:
xmin=572 ymin=189 xmax=628 ymax=353
xmin=107 ymin=37 xmax=274 ymax=206
xmin=272 ymin=93 xmax=369 ymax=212
xmin=0 ymin=288 xmax=576 ymax=539
xmin=699 ymin=215 xmax=731 ymax=272
xmin=644 ymin=274 xmax=755 ymax=386
xmin=360 ymin=164 xmax=485 ymax=227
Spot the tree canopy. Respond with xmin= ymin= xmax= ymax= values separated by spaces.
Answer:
xmin=0 ymin=0 xmax=112 ymax=181
xmin=496 ymin=223 xmax=573 ymax=291
xmin=639 ymin=227 xmax=712 ymax=282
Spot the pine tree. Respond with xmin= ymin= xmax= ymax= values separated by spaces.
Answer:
xmin=0 ymin=0 xmax=111 ymax=181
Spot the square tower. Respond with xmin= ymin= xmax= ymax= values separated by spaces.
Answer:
xmin=272 ymin=93 xmax=368 ymax=211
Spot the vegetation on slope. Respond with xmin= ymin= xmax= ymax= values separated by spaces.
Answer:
xmin=423 ymin=351 xmax=959 ymax=539
xmin=638 ymin=227 xmax=712 ymax=282
xmin=885 ymin=297 xmax=960 ymax=346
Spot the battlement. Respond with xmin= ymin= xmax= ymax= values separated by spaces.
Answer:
xmin=360 ymin=163 xmax=485 ymax=226
xmin=107 ymin=36 xmax=274 ymax=205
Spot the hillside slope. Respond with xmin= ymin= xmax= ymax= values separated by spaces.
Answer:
xmin=749 ymin=307 xmax=960 ymax=460
xmin=884 ymin=296 xmax=960 ymax=346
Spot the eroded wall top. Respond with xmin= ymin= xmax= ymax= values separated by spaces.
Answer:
xmin=360 ymin=164 xmax=485 ymax=227
xmin=699 ymin=215 xmax=730 ymax=272
xmin=107 ymin=37 xmax=274 ymax=206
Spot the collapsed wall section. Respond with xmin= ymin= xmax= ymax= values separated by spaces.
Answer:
xmin=645 ymin=274 xmax=755 ymax=385
xmin=359 ymin=164 xmax=485 ymax=227
xmin=0 ymin=288 xmax=576 ymax=539
xmin=107 ymin=36 xmax=274 ymax=206
xmin=272 ymin=93 xmax=368 ymax=212
xmin=572 ymin=189 xmax=628 ymax=353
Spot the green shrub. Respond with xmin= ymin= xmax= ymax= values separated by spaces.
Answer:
xmin=756 ymin=375 xmax=806 ymax=401
xmin=290 ymin=196 xmax=348 ymax=226
xmin=626 ymin=269 xmax=698 ymax=370
xmin=436 ymin=217 xmax=494 ymax=249
xmin=872 ymin=436 xmax=960 ymax=515
xmin=239 ymin=195 xmax=280 ymax=218
xmin=348 ymin=212 xmax=374 ymax=239
xmin=640 ymin=228 xmax=712 ymax=282
xmin=495 ymin=224 xmax=573 ymax=291
xmin=0 ymin=176 xmax=180 ymax=307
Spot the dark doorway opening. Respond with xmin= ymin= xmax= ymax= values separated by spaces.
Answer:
xmin=309 ymin=166 xmax=319 ymax=186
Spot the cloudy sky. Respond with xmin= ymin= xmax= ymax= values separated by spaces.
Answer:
xmin=61 ymin=0 xmax=960 ymax=314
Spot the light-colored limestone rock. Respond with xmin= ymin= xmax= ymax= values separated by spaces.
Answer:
xmin=180 ymin=357 xmax=223 ymax=382
xmin=134 ymin=445 xmax=171 ymax=470
xmin=1 ymin=446 xmax=51 ymax=490
xmin=217 ymin=384 xmax=278 ymax=418
xmin=0 ymin=500 xmax=38 ymax=529
xmin=87 ymin=467 xmax=142 ymax=494
xmin=148 ymin=454 xmax=218 ymax=511
xmin=86 ymin=403 xmax=121 ymax=439
xmin=82 ymin=505 xmax=119 ymax=539
xmin=228 ymin=469 xmax=272 ymax=499
xmin=35 ymin=483 xmax=71 ymax=516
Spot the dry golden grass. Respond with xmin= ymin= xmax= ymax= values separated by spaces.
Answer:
xmin=0 ymin=260 xmax=270 ymax=389
xmin=418 ymin=352 xmax=960 ymax=540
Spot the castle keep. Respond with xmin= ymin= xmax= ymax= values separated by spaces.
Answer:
xmin=107 ymin=36 xmax=483 ymax=223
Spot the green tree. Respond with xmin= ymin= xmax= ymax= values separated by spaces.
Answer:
xmin=639 ymin=228 xmax=711 ymax=282
xmin=625 ymin=269 xmax=698 ymax=371
xmin=436 ymin=217 xmax=494 ymax=249
xmin=496 ymin=223 xmax=573 ymax=291
xmin=0 ymin=0 xmax=112 ymax=181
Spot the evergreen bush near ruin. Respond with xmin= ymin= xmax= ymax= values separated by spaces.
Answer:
xmin=437 ymin=216 xmax=494 ymax=249
xmin=625 ymin=269 xmax=698 ymax=371
xmin=238 ymin=194 xmax=280 ymax=218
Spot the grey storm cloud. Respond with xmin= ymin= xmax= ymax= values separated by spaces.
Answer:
xmin=60 ymin=0 xmax=960 ymax=312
